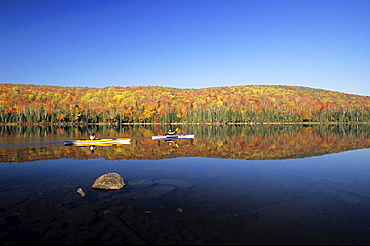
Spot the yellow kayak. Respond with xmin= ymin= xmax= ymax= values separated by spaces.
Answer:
xmin=64 ymin=138 xmax=131 ymax=145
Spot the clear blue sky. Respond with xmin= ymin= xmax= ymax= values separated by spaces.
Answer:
xmin=1 ymin=0 xmax=370 ymax=96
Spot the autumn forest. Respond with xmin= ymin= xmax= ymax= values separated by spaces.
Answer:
xmin=1 ymin=83 xmax=369 ymax=124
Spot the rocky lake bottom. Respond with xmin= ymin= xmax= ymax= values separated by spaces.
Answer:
xmin=1 ymin=152 xmax=370 ymax=245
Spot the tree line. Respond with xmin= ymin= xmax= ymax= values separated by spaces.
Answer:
xmin=1 ymin=83 xmax=369 ymax=124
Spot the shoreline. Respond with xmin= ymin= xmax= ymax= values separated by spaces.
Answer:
xmin=0 ymin=121 xmax=369 ymax=126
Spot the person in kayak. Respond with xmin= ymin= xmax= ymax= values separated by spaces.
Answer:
xmin=89 ymin=133 xmax=98 ymax=140
xmin=166 ymin=127 xmax=178 ymax=135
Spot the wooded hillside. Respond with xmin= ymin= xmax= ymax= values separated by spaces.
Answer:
xmin=1 ymin=83 xmax=369 ymax=124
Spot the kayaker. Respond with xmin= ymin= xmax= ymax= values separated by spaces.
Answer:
xmin=167 ymin=127 xmax=178 ymax=135
xmin=167 ymin=129 xmax=175 ymax=135
xmin=89 ymin=133 xmax=98 ymax=140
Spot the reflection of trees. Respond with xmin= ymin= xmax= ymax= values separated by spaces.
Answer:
xmin=0 ymin=125 xmax=369 ymax=163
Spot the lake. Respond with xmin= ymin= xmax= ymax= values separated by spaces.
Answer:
xmin=0 ymin=124 xmax=370 ymax=245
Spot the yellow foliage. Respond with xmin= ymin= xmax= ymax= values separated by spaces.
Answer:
xmin=215 ymin=100 xmax=223 ymax=107
xmin=144 ymin=105 xmax=156 ymax=119
xmin=113 ymin=94 xmax=125 ymax=101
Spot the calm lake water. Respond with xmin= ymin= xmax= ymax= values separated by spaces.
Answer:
xmin=0 ymin=124 xmax=370 ymax=245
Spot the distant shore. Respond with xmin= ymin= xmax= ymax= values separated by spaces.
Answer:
xmin=1 ymin=121 xmax=369 ymax=126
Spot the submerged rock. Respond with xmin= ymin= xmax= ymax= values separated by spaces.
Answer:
xmin=92 ymin=173 xmax=126 ymax=190
xmin=155 ymin=179 xmax=194 ymax=189
xmin=128 ymin=179 xmax=154 ymax=188
xmin=133 ymin=185 xmax=176 ymax=199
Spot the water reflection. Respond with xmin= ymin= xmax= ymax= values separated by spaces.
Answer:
xmin=0 ymin=124 xmax=369 ymax=163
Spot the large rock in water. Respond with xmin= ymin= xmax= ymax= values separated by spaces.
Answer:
xmin=92 ymin=173 xmax=126 ymax=190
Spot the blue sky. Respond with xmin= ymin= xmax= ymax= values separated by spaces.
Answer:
xmin=1 ymin=0 xmax=370 ymax=96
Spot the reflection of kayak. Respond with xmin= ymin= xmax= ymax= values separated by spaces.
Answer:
xmin=151 ymin=134 xmax=194 ymax=140
xmin=64 ymin=138 xmax=131 ymax=145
